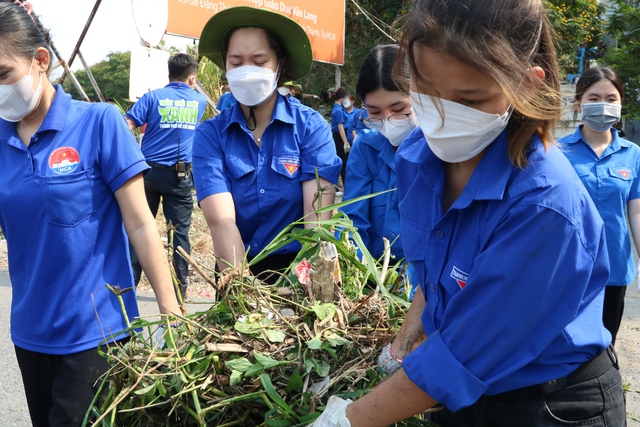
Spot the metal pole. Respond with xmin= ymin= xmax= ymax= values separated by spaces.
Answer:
xmin=45 ymin=38 xmax=91 ymax=102
xmin=77 ymin=50 xmax=105 ymax=102
xmin=28 ymin=4 xmax=92 ymax=101
xmin=194 ymin=78 xmax=219 ymax=114
xmin=59 ymin=0 xmax=103 ymax=85
xmin=335 ymin=65 xmax=341 ymax=90
xmin=59 ymin=60 xmax=91 ymax=102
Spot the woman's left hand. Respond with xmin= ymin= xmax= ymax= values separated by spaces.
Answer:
xmin=310 ymin=396 xmax=352 ymax=426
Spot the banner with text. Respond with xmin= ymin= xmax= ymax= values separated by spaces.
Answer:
xmin=166 ymin=0 xmax=345 ymax=65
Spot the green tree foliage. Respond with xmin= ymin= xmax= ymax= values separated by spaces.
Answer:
xmin=600 ymin=0 xmax=640 ymax=118
xmin=544 ymin=0 xmax=606 ymax=77
xmin=61 ymin=51 xmax=131 ymax=105
xmin=186 ymin=45 xmax=224 ymax=121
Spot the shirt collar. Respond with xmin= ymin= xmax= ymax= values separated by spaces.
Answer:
xmin=459 ymin=130 xmax=514 ymax=205
xmin=166 ymin=82 xmax=191 ymax=89
xmin=0 ymin=84 xmax=69 ymax=142
xmin=563 ymin=124 xmax=631 ymax=150
xmin=38 ymin=84 xmax=70 ymax=134
xmin=223 ymin=93 xmax=296 ymax=132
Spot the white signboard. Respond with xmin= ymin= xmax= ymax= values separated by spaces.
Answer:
xmin=128 ymin=41 xmax=171 ymax=102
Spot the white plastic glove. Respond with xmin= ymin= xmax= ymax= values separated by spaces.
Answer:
xmin=311 ymin=396 xmax=353 ymax=427
xmin=376 ymin=343 xmax=402 ymax=377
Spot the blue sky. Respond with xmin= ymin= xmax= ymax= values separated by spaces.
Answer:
xmin=29 ymin=0 xmax=193 ymax=75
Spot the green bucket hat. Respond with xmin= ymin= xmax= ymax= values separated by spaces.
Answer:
xmin=283 ymin=81 xmax=303 ymax=91
xmin=198 ymin=6 xmax=313 ymax=81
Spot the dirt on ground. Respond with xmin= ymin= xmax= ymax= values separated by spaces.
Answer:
xmin=137 ymin=203 xmax=219 ymax=300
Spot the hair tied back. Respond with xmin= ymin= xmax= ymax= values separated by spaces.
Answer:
xmin=13 ymin=0 xmax=34 ymax=21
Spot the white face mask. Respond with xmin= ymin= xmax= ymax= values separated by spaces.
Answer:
xmin=226 ymin=65 xmax=278 ymax=107
xmin=410 ymin=90 xmax=511 ymax=163
xmin=378 ymin=113 xmax=419 ymax=147
xmin=0 ymin=58 xmax=43 ymax=122
xmin=581 ymin=102 xmax=621 ymax=133
xmin=277 ymin=86 xmax=291 ymax=97
xmin=342 ymin=99 xmax=352 ymax=109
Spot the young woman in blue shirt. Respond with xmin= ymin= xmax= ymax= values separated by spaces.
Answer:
xmin=559 ymin=66 xmax=640 ymax=345
xmin=313 ymin=0 xmax=624 ymax=425
xmin=0 ymin=2 xmax=181 ymax=425
xmin=340 ymin=44 xmax=418 ymax=300
xmin=331 ymin=86 xmax=351 ymax=186
xmin=193 ymin=7 xmax=341 ymax=282
xmin=342 ymin=94 xmax=359 ymax=147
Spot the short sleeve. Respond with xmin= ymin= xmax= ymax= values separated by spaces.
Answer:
xmin=125 ymin=92 xmax=152 ymax=127
xmin=98 ymin=105 xmax=149 ymax=192
xmin=298 ymin=112 xmax=342 ymax=184
xmin=192 ymin=119 xmax=231 ymax=202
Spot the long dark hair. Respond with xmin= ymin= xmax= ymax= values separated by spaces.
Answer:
xmin=574 ymin=67 xmax=624 ymax=104
xmin=356 ymin=44 xmax=406 ymax=103
xmin=0 ymin=1 xmax=52 ymax=69
xmin=396 ymin=0 xmax=561 ymax=168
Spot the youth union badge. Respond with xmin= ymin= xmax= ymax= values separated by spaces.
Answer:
xmin=279 ymin=157 xmax=300 ymax=176
xmin=48 ymin=147 xmax=80 ymax=174
xmin=450 ymin=266 xmax=469 ymax=289
xmin=617 ymin=169 xmax=631 ymax=179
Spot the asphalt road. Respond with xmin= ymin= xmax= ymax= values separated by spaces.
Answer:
xmin=0 ymin=270 xmax=213 ymax=426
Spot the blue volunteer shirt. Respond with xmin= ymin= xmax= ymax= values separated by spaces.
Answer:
xmin=351 ymin=108 xmax=367 ymax=139
xmin=559 ymin=125 xmax=640 ymax=286
xmin=192 ymin=94 xmax=342 ymax=256
xmin=216 ymin=91 xmax=237 ymax=111
xmin=0 ymin=85 xmax=147 ymax=354
xmin=396 ymin=129 xmax=611 ymax=411
xmin=341 ymin=129 xmax=403 ymax=261
xmin=126 ymin=82 xmax=207 ymax=165
xmin=344 ymin=107 xmax=360 ymax=145
xmin=330 ymin=102 xmax=346 ymax=133
xmin=340 ymin=129 xmax=417 ymax=298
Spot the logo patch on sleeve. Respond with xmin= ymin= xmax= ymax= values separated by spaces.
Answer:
xmin=450 ymin=266 xmax=469 ymax=289
xmin=279 ymin=157 xmax=300 ymax=176
xmin=48 ymin=147 xmax=80 ymax=174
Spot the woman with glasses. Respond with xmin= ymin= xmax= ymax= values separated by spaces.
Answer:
xmin=340 ymin=44 xmax=418 ymax=299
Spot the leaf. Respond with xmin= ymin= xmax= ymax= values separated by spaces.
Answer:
xmin=306 ymin=335 xmax=322 ymax=350
xmin=285 ymin=372 xmax=304 ymax=393
xmin=229 ymin=369 xmax=244 ymax=386
xmin=304 ymin=358 xmax=331 ymax=377
xmin=260 ymin=374 xmax=298 ymax=420
xmin=245 ymin=363 xmax=265 ymax=377
xmin=324 ymin=333 xmax=349 ymax=347
xmin=265 ymin=407 xmax=292 ymax=427
xmin=234 ymin=320 xmax=263 ymax=335
xmin=225 ymin=357 xmax=253 ymax=373
xmin=156 ymin=379 xmax=166 ymax=397
xmin=310 ymin=302 xmax=336 ymax=321
xmin=264 ymin=329 xmax=286 ymax=343
xmin=133 ymin=382 xmax=156 ymax=396
xmin=254 ymin=351 xmax=282 ymax=369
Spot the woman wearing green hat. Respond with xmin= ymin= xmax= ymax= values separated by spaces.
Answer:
xmin=193 ymin=7 xmax=342 ymax=282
